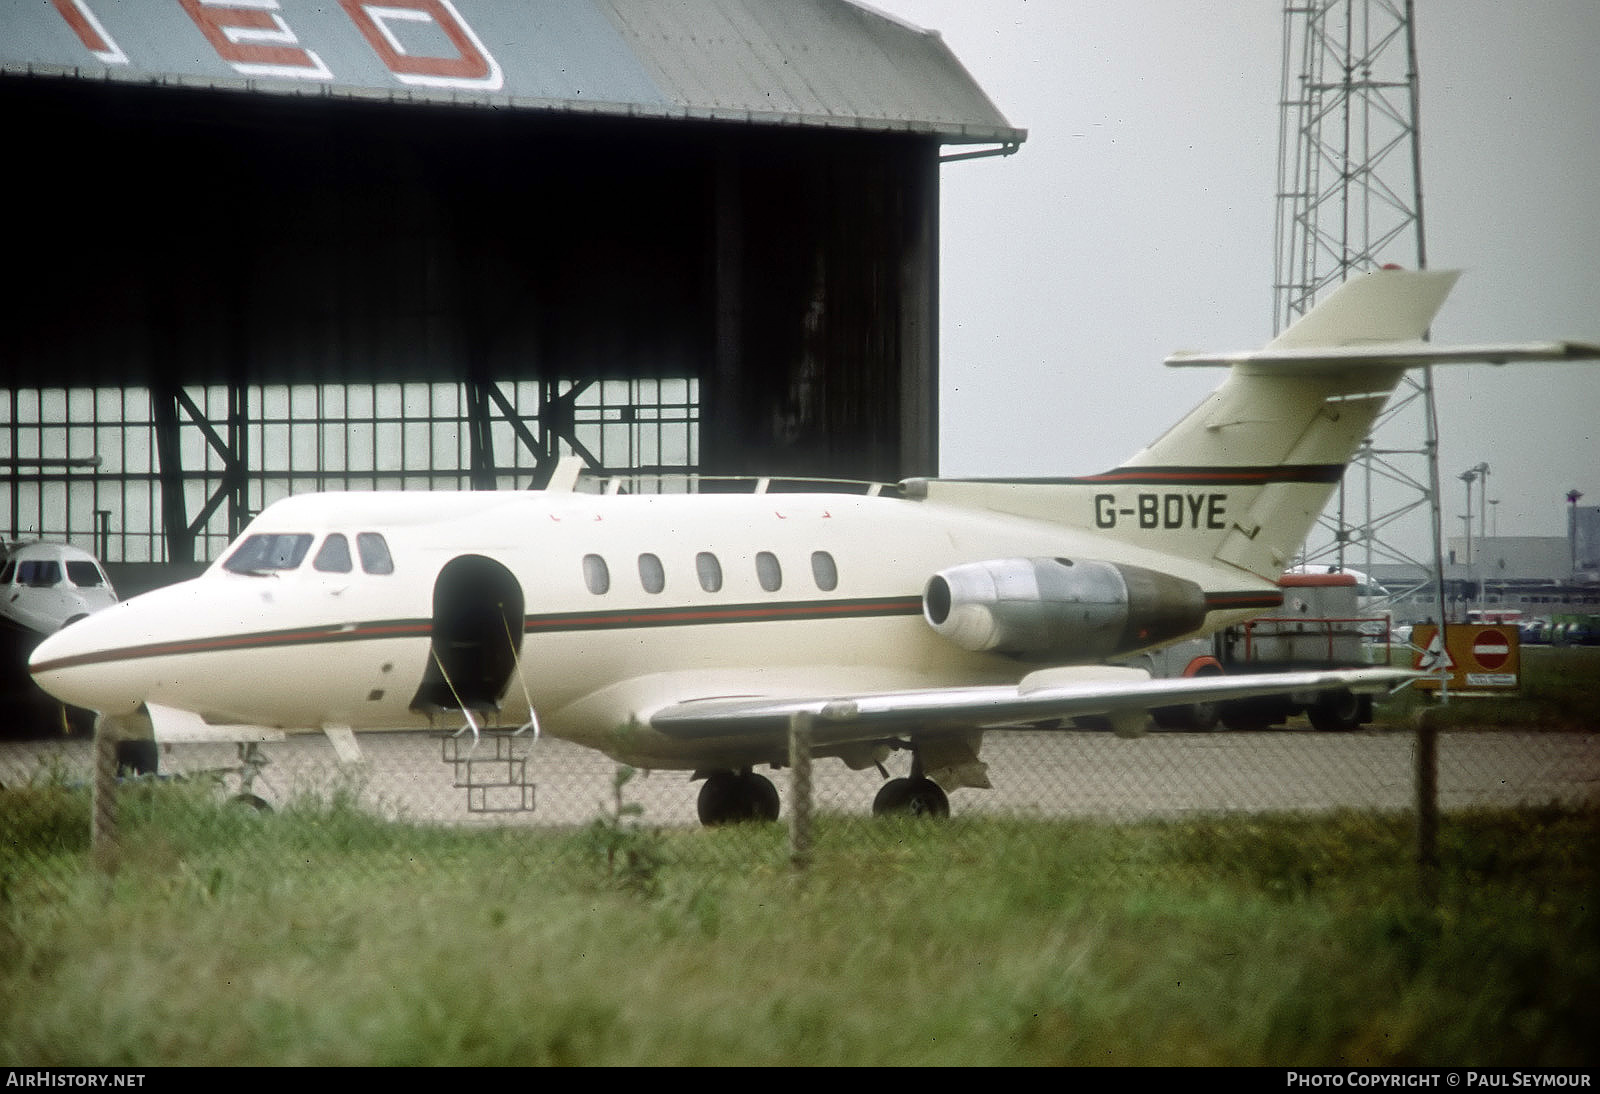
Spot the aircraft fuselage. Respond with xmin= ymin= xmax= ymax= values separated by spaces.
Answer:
xmin=28 ymin=485 xmax=1269 ymax=770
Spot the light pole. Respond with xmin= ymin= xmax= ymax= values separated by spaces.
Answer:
xmin=1476 ymin=463 xmax=1490 ymax=555
xmin=1458 ymin=467 xmax=1478 ymax=567
xmin=1570 ymin=490 xmax=1586 ymax=578
xmin=1458 ymin=464 xmax=1489 ymax=619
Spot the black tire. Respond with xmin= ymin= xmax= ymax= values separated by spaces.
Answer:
xmin=872 ymin=776 xmax=949 ymax=818
xmin=1308 ymin=688 xmax=1363 ymax=732
xmin=745 ymin=773 xmax=780 ymax=822
xmin=1219 ymin=698 xmax=1282 ymax=732
xmin=696 ymin=771 xmax=779 ymax=825
xmin=697 ymin=772 xmax=742 ymax=825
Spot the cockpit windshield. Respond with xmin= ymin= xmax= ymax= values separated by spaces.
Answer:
xmin=223 ymin=533 xmax=314 ymax=575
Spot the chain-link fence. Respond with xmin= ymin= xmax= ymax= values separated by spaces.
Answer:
xmin=4 ymin=713 xmax=1594 ymax=876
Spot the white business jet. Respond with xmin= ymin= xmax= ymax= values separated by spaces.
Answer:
xmin=0 ymin=541 xmax=118 ymax=636
xmin=27 ymin=270 xmax=1599 ymax=822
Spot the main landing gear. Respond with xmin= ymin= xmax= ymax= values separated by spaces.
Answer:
xmin=697 ymin=768 xmax=781 ymax=825
xmin=695 ymin=753 xmax=953 ymax=825
xmin=871 ymin=751 xmax=950 ymax=818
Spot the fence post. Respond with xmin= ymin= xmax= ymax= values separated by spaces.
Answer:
xmin=91 ymin=717 xmax=120 ymax=872
xmin=1414 ymin=704 xmax=1440 ymax=902
xmin=788 ymin=711 xmax=814 ymax=871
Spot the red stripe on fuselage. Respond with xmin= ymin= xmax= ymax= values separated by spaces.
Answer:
xmin=28 ymin=598 xmax=926 ymax=675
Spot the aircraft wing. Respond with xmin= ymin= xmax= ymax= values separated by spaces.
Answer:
xmin=648 ymin=665 xmax=1416 ymax=740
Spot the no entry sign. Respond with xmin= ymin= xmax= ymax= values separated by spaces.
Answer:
xmin=1472 ymin=629 xmax=1512 ymax=670
xmin=1411 ymin=623 xmax=1521 ymax=691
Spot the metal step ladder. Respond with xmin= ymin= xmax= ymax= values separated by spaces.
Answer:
xmin=440 ymin=730 xmax=537 ymax=814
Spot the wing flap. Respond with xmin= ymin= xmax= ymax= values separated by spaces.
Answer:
xmin=648 ymin=666 xmax=1417 ymax=741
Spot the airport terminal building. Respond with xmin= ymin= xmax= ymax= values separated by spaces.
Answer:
xmin=1369 ymin=508 xmax=1600 ymax=631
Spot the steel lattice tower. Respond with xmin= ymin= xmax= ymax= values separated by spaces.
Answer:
xmin=1273 ymin=0 xmax=1447 ymax=621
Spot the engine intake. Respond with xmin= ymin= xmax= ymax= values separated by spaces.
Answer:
xmin=923 ymin=557 xmax=1206 ymax=662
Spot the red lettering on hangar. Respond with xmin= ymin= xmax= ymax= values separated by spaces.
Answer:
xmin=52 ymin=0 xmax=502 ymax=90
xmin=178 ymin=0 xmax=322 ymax=73
xmin=51 ymin=0 xmax=119 ymax=58
xmin=340 ymin=0 xmax=498 ymax=84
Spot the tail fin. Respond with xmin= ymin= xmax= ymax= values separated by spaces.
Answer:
xmin=913 ymin=269 xmax=1598 ymax=584
xmin=1108 ymin=268 xmax=1455 ymax=580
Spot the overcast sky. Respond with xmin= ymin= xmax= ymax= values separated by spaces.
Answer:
xmin=867 ymin=0 xmax=1600 ymax=561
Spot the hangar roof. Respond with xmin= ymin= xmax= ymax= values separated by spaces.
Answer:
xmin=2 ymin=0 xmax=1024 ymax=146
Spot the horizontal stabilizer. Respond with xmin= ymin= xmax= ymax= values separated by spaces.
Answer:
xmin=1166 ymin=340 xmax=1600 ymax=371
xmin=1166 ymin=268 xmax=1600 ymax=371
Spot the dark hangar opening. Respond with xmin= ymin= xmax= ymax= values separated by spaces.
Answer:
xmin=1 ymin=0 xmax=1023 ymax=576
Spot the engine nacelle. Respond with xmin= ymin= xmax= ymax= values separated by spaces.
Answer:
xmin=923 ymin=557 xmax=1207 ymax=662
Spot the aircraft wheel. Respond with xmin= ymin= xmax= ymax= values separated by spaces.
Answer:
xmin=872 ymin=776 xmax=949 ymax=818
xmin=697 ymin=771 xmax=779 ymax=825
xmin=1308 ymin=688 xmax=1362 ymax=732
xmin=746 ymin=772 xmax=780 ymax=822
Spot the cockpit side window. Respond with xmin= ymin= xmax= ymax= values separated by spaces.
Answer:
xmin=357 ymin=533 xmax=394 ymax=575
xmin=65 ymin=561 xmax=106 ymax=587
xmin=223 ymin=533 xmax=313 ymax=574
xmin=0 ymin=561 xmax=13 ymax=585
xmin=314 ymin=534 xmax=353 ymax=573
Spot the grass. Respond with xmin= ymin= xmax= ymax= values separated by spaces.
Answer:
xmin=3 ymin=648 xmax=1596 ymax=1067
xmin=2 ymin=777 xmax=1595 ymax=1066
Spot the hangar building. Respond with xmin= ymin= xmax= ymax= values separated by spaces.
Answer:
xmin=1 ymin=0 xmax=1024 ymax=586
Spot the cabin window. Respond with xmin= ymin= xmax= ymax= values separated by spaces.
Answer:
xmin=695 ymin=552 xmax=723 ymax=593
xmin=811 ymin=551 xmax=838 ymax=592
xmin=223 ymin=533 xmax=313 ymax=574
xmin=357 ymin=532 xmax=394 ymax=575
xmin=65 ymin=561 xmax=106 ymax=587
xmin=583 ymin=554 xmax=610 ymax=595
xmin=756 ymin=551 xmax=782 ymax=592
xmin=638 ymin=553 xmax=665 ymax=594
xmin=314 ymin=534 xmax=353 ymax=573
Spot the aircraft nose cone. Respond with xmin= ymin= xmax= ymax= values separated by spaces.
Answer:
xmin=28 ymin=604 xmax=143 ymax=715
